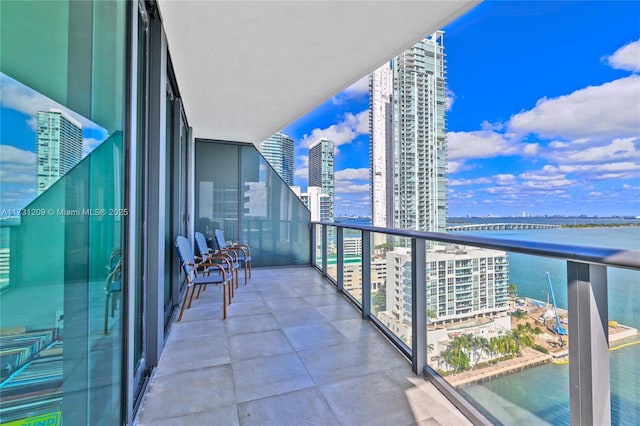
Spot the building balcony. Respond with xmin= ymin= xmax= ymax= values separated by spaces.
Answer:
xmin=135 ymin=267 xmax=471 ymax=425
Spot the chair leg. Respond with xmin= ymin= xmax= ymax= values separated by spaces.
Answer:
xmin=235 ymin=268 xmax=239 ymax=289
xmin=111 ymin=292 xmax=118 ymax=317
xmin=248 ymin=260 xmax=252 ymax=278
xmin=195 ymin=285 xmax=203 ymax=299
xmin=222 ymin=284 xmax=227 ymax=319
xmin=228 ymin=279 xmax=233 ymax=303
xmin=104 ymin=292 xmax=110 ymax=334
xmin=178 ymin=286 xmax=193 ymax=321
xmin=187 ymin=285 xmax=198 ymax=308
xmin=243 ymin=263 xmax=248 ymax=285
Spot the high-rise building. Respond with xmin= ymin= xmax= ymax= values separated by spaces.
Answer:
xmin=369 ymin=61 xmax=394 ymax=228
xmin=36 ymin=109 xmax=83 ymax=195
xmin=291 ymin=185 xmax=328 ymax=222
xmin=260 ymin=132 xmax=294 ymax=186
xmin=308 ymin=138 xmax=334 ymax=224
xmin=370 ymin=32 xmax=447 ymax=232
xmin=378 ymin=246 xmax=510 ymax=341
xmin=371 ymin=33 xmax=509 ymax=329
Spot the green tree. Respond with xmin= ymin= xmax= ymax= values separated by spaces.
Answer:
xmin=372 ymin=283 xmax=387 ymax=314
xmin=469 ymin=336 xmax=490 ymax=369
xmin=442 ymin=344 xmax=470 ymax=373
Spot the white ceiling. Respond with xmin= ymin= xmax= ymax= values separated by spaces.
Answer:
xmin=157 ymin=1 xmax=479 ymax=145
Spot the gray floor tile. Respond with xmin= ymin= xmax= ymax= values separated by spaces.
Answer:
xmin=316 ymin=302 xmax=361 ymax=321
xmin=138 ymin=404 xmax=239 ymax=426
xmin=139 ymin=365 xmax=235 ymax=421
xmin=297 ymin=342 xmax=383 ymax=385
xmin=227 ymin=300 xmax=271 ymax=317
xmin=282 ymin=322 xmax=349 ymax=350
xmin=167 ymin=318 xmax=227 ymax=342
xmin=229 ymin=329 xmax=294 ymax=361
xmin=226 ymin=313 xmax=279 ymax=335
xmin=237 ymin=387 xmax=338 ymax=426
xmin=303 ymin=292 xmax=345 ymax=307
xmin=272 ymin=306 xmax=326 ymax=328
xmin=264 ymin=296 xmax=311 ymax=312
xmin=232 ymin=353 xmax=314 ymax=403
xmin=319 ymin=372 xmax=420 ymax=426
xmin=156 ymin=333 xmax=230 ymax=376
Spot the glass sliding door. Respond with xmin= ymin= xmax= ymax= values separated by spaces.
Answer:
xmin=131 ymin=0 xmax=149 ymax=403
xmin=0 ymin=0 xmax=126 ymax=424
xmin=163 ymin=66 xmax=188 ymax=327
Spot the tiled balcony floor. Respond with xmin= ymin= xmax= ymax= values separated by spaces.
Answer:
xmin=135 ymin=267 xmax=471 ymax=425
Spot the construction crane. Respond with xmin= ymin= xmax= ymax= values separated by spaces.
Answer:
xmin=546 ymin=272 xmax=567 ymax=335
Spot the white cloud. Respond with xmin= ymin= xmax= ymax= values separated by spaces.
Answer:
xmin=83 ymin=138 xmax=105 ymax=156
xmin=553 ymin=137 xmax=638 ymax=164
xmin=509 ymin=75 xmax=640 ymax=140
xmin=343 ymin=75 xmax=369 ymax=95
xmin=0 ymin=145 xmax=36 ymax=165
xmin=447 ymin=130 xmax=519 ymax=160
xmin=603 ymin=39 xmax=640 ymax=72
xmin=299 ymin=110 xmax=368 ymax=148
xmin=335 ymin=167 xmax=369 ymax=181
xmin=0 ymin=72 xmax=106 ymax=133
xmin=446 ymin=90 xmax=456 ymax=111
xmin=332 ymin=76 xmax=369 ymax=105
xmin=294 ymin=167 xmax=308 ymax=179
xmin=336 ymin=183 xmax=369 ymax=194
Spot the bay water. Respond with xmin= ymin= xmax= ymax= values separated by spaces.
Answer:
xmin=455 ymin=224 xmax=640 ymax=425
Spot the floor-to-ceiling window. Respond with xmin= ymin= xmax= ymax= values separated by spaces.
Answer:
xmin=0 ymin=1 xmax=126 ymax=424
xmin=195 ymin=140 xmax=310 ymax=267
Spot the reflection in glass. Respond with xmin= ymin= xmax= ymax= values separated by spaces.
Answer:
xmin=195 ymin=141 xmax=310 ymax=268
xmin=0 ymin=0 xmax=125 ymax=423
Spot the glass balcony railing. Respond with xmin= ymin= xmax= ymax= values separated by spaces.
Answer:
xmin=311 ymin=221 xmax=640 ymax=425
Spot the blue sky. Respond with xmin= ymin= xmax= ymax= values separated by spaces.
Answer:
xmin=284 ymin=1 xmax=640 ymax=218
xmin=0 ymin=73 xmax=108 ymax=211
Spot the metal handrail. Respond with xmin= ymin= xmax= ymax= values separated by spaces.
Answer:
xmin=313 ymin=220 xmax=640 ymax=424
xmin=313 ymin=221 xmax=640 ymax=271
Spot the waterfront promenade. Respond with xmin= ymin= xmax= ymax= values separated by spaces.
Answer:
xmin=446 ymin=348 xmax=552 ymax=387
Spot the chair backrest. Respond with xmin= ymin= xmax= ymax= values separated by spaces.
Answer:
xmin=194 ymin=232 xmax=210 ymax=258
xmin=214 ymin=229 xmax=227 ymax=250
xmin=175 ymin=236 xmax=196 ymax=277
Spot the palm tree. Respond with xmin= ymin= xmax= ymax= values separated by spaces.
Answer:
xmin=470 ymin=336 xmax=490 ymax=369
xmin=442 ymin=345 xmax=470 ymax=373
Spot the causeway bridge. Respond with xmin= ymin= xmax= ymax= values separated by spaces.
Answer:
xmin=446 ymin=223 xmax=561 ymax=232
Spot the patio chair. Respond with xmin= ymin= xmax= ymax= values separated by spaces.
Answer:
xmin=214 ymin=229 xmax=252 ymax=285
xmin=104 ymin=248 xmax=122 ymax=334
xmin=194 ymin=231 xmax=240 ymax=293
xmin=175 ymin=236 xmax=233 ymax=320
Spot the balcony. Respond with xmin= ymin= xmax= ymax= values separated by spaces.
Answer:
xmin=135 ymin=267 xmax=471 ymax=425
xmin=135 ymin=220 xmax=639 ymax=425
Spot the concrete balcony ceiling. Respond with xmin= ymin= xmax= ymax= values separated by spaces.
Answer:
xmin=157 ymin=1 xmax=478 ymax=144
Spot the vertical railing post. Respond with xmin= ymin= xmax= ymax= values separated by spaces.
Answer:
xmin=567 ymin=261 xmax=610 ymax=426
xmin=336 ymin=226 xmax=344 ymax=292
xmin=412 ymin=237 xmax=426 ymax=375
xmin=321 ymin=224 xmax=328 ymax=277
xmin=310 ymin=223 xmax=316 ymax=267
xmin=362 ymin=230 xmax=371 ymax=319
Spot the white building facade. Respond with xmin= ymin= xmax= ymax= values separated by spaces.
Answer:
xmin=36 ymin=109 xmax=83 ymax=195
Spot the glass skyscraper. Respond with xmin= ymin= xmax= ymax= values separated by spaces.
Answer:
xmin=260 ymin=132 xmax=294 ymax=186
xmin=36 ymin=109 xmax=83 ymax=195
xmin=370 ymin=31 xmax=447 ymax=232
xmin=308 ymin=138 xmax=334 ymax=224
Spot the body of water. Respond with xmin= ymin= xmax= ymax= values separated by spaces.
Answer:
xmin=455 ymin=224 xmax=639 ymax=425
xmin=337 ymin=217 xmax=639 ymax=424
